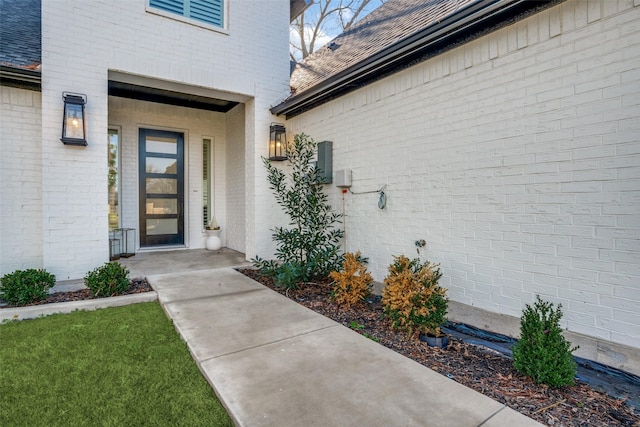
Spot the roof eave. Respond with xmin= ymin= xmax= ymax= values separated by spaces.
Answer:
xmin=290 ymin=0 xmax=312 ymax=22
xmin=272 ymin=0 xmax=560 ymax=118
xmin=0 ymin=65 xmax=42 ymax=90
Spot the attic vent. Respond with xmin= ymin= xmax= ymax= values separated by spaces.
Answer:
xmin=327 ymin=42 xmax=340 ymax=51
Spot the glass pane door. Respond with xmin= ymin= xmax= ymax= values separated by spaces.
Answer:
xmin=139 ymin=129 xmax=184 ymax=246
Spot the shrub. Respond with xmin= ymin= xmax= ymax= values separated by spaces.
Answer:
xmin=251 ymin=257 xmax=305 ymax=289
xmin=512 ymin=295 xmax=578 ymax=387
xmin=84 ymin=262 xmax=130 ymax=297
xmin=253 ymin=133 xmax=344 ymax=283
xmin=251 ymin=256 xmax=279 ymax=278
xmin=273 ymin=260 xmax=306 ymax=289
xmin=381 ymin=255 xmax=446 ymax=337
xmin=0 ymin=269 xmax=56 ymax=306
xmin=329 ymin=252 xmax=372 ymax=308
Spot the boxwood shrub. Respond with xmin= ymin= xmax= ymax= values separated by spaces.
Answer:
xmin=0 ymin=269 xmax=56 ymax=306
xmin=84 ymin=262 xmax=130 ymax=297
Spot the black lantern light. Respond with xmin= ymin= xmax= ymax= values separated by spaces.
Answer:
xmin=269 ymin=123 xmax=287 ymax=161
xmin=61 ymin=92 xmax=87 ymax=146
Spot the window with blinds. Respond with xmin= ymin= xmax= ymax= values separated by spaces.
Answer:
xmin=149 ymin=0 xmax=224 ymax=28
xmin=203 ymin=139 xmax=212 ymax=229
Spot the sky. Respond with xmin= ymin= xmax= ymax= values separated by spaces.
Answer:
xmin=290 ymin=0 xmax=384 ymax=61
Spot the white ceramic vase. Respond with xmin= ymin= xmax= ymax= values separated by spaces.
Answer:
xmin=205 ymin=229 xmax=222 ymax=251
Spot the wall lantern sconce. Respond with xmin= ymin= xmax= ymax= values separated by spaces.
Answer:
xmin=269 ymin=123 xmax=287 ymax=161
xmin=61 ymin=92 xmax=87 ymax=146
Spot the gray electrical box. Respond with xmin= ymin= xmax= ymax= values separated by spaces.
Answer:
xmin=334 ymin=169 xmax=352 ymax=188
xmin=317 ymin=141 xmax=333 ymax=183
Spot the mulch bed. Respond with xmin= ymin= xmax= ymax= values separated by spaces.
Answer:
xmin=0 ymin=278 xmax=153 ymax=308
xmin=3 ymin=271 xmax=638 ymax=426
xmin=239 ymin=268 xmax=640 ymax=427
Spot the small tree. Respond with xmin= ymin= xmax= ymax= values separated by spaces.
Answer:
xmin=512 ymin=295 xmax=578 ymax=387
xmin=254 ymin=133 xmax=344 ymax=287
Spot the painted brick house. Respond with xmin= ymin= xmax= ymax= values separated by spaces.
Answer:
xmin=272 ymin=0 xmax=640 ymax=375
xmin=2 ymin=0 xmax=639 ymax=376
xmin=1 ymin=0 xmax=308 ymax=278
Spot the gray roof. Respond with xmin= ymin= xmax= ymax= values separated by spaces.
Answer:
xmin=289 ymin=0 xmax=477 ymax=96
xmin=0 ymin=0 xmax=41 ymax=70
xmin=275 ymin=0 xmax=560 ymax=117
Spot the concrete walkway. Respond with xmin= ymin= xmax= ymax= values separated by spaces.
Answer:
xmin=150 ymin=267 xmax=543 ymax=427
xmin=0 ymin=248 xmax=542 ymax=426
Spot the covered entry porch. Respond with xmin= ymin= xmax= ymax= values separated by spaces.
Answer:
xmin=107 ymin=72 xmax=249 ymax=257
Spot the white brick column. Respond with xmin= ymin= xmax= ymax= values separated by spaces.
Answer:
xmin=40 ymin=3 xmax=110 ymax=280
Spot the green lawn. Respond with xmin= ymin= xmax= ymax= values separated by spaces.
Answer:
xmin=0 ymin=302 xmax=233 ymax=427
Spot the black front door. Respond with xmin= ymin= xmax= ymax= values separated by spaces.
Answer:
xmin=139 ymin=129 xmax=184 ymax=247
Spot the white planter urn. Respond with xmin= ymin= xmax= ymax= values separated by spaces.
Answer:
xmin=205 ymin=229 xmax=222 ymax=251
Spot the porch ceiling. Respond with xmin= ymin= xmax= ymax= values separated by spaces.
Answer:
xmin=108 ymin=80 xmax=239 ymax=112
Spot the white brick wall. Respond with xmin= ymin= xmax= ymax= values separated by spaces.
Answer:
xmin=225 ymin=103 xmax=246 ymax=252
xmin=30 ymin=0 xmax=290 ymax=278
xmin=0 ymin=87 xmax=43 ymax=274
xmin=248 ymin=93 xmax=293 ymax=259
xmin=285 ymin=1 xmax=640 ymax=353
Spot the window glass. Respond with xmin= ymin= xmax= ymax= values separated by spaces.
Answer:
xmin=203 ymin=139 xmax=212 ymax=228
xmin=146 ymin=136 xmax=177 ymax=154
xmin=108 ymin=129 xmax=119 ymax=230
xmin=146 ymin=157 xmax=177 ymax=174
xmin=147 ymin=218 xmax=178 ymax=235
xmin=146 ymin=178 xmax=177 ymax=194
xmin=149 ymin=0 xmax=224 ymax=28
xmin=146 ymin=199 xmax=178 ymax=215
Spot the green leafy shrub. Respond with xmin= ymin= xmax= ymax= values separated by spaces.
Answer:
xmin=252 ymin=133 xmax=344 ymax=285
xmin=512 ymin=295 xmax=578 ymax=387
xmin=251 ymin=257 xmax=305 ymax=289
xmin=84 ymin=262 xmax=130 ymax=297
xmin=273 ymin=260 xmax=306 ymax=289
xmin=0 ymin=269 xmax=56 ymax=306
xmin=251 ymin=256 xmax=280 ymax=279
xmin=381 ymin=255 xmax=446 ymax=337
xmin=329 ymin=252 xmax=372 ymax=308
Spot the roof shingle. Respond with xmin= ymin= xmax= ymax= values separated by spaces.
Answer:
xmin=290 ymin=0 xmax=477 ymax=96
xmin=0 ymin=0 xmax=41 ymax=70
